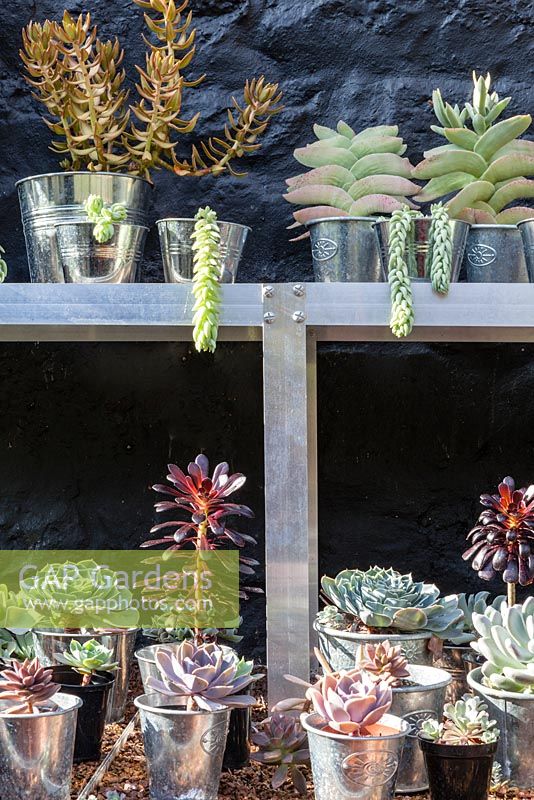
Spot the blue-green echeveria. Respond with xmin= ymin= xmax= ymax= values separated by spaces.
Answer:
xmin=320 ymin=566 xmax=463 ymax=636
xmin=446 ymin=591 xmax=497 ymax=645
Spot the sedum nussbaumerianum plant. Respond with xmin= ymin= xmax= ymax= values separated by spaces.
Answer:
xmin=20 ymin=2 xmax=282 ymax=179
xmin=191 ymin=207 xmax=222 ymax=354
xmin=414 ymin=72 xmax=534 ymax=222
xmin=319 ymin=566 xmax=463 ymax=637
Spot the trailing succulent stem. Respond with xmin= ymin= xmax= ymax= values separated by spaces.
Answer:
xmin=387 ymin=207 xmax=417 ymax=338
xmin=191 ymin=207 xmax=222 ymax=354
xmin=20 ymin=2 xmax=282 ymax=179
xmin=0 ymin=246 xmax=7 ymax=283
xmin=85 ymin=195 xmax=126 ymax=243
xmin=416 ymin=72 xmax=534 ymax=222
xmin=426 ymin=203 xmax=452 ymax=294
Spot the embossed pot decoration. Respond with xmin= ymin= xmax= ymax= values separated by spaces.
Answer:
xmin=306 ymin=217 xmax=383 ymax=282
xmin=134 ymin=693 xmax=230 ymax=800
xmin=314 ymin=622 xmax=434 ymax=671
xmin=375 ymin=217 xmax=469 ymax=282
xmin=463 ymin=224 xmax=529 ymax=282
xmin=33 ymin=627 xmax=138 ymax=723
xmin=17 ymin=173 xmax=151 ymax=283
xmin=55 ymin=221 xmax=148 ymax=283
xmin=301 ymin=711 xmax=408 ymax=800
xmin=390 ymin=664 xmax=451 ymax=794
xmin=517 ymin=218 xmax=534 ymax=282
xmin=157 ymin=218 xmax=250 ymax=283
xmin=0 ymin=692 xmax=82 ymax=800
xmin=467 ymin=667 xmax=534 ymax=787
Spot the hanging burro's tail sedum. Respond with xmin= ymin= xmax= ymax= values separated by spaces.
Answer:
xmin=191 ymin=207 xmax=222 ymax=353
xmin=387 ymin=207 xmax=417 ymax=338
xmin=426 ymin=202 xmax=452 ymax=295
xmin=0 ymin=246 xmax=7 ymax=283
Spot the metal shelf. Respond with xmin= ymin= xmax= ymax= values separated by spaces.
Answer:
xmin=2 ymin=281 xmax=534 ymax=704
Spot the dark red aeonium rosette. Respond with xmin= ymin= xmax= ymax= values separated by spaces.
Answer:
xmin=142 ymin=454 xmax=261 ymax=599
xmin=463 ymin=476 xmax=534 ymax=587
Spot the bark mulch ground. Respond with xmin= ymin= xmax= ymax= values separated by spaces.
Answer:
xmin=71 ymin=665 xmax=534 ymax=800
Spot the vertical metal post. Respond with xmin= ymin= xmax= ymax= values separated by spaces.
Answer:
xmin=307 ymin=330 xmax=318 ymax=650
xmin=263 ymin=284 xmax=311 ymax=705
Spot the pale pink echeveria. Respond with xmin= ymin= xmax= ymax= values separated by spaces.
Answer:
xmin=306 ymin=669 xmax=392 ymax=736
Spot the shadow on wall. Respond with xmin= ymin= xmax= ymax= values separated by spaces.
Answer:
xmin=317 ymin=341 xmax=534 ymax=600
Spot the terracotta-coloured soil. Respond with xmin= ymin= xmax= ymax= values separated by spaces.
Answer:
xmin=70 ymin=664 xmax=534 ymax=800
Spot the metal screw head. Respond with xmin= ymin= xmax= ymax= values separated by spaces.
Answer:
xmin=263 ymin=285 xmax=275 ymax=298
xmin=292 ymin=310 xmax=306 ymax=323
xmin=293 ymin=283 xmax=305 ymax=297
xmin=263 ymin=311 xmax=276 ymax=324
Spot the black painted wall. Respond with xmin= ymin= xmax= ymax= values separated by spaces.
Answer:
xmin=0 ymin=3 xmax=534 ymax=658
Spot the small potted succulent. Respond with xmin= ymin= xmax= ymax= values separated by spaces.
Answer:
xmin=134 ymin=640 xmax=261 ymax=800
xmin=414 ymin=72 xmax=534 ymax=282
xmin=24 ymin=558 xmax=139 ymax=723
xmin=18 ymin=1 xmax=281 ymax=283
xmin=467 ymin=596 xmax=534 ymax=788
xmin=138 ymin=452 xmax=260 ymax=770
xmin=0 ymin=629 xmax=35 ymax=668
xmin=315 ymin=566 xmax=463 ymax=670
xmin=0 ymin=658 xmax=81 ymax=800
xmin=432 ymin=591 xmax=495 ymax=703
xmin=283 ymin=119 xmax=421 ymax=281
xmin=251 ymin=712 xmax=310 ymax=795
xmin=52 ymin=638 xmax=118 ymax=761
xmin=300 ymin=667 xmax=408 ymax=800
xmin=419 ymin=694 xmax=499 ymax=800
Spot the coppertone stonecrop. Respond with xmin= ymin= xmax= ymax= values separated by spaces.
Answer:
xmin=143 ymin=453 xmax=260 ymax=598
xmin=356 ymin=640 xmax=410 ymax=687
xmin=463 ymin=476 xmax=534 ymax=587
xmin=421 ymin=694 xmax=499 ymax=745
xmin=0 ymin=658 xmax=60 ymax=714
xmin=320 ymin=566 xmax=463 ymax=635
xmin=251 ymin=713 xmax=310 ymax=796
xmin=306 ymin=668 xmax=392 ymax=736
xmin=146 ymin=640 xmax=260 ymax=711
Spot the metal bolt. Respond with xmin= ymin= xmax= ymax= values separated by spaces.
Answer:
xmin=292 ymin=310 xmax=306 ymax=323
xmin=263 ymin=285 xmax=275 ymax=298
xmin=293 ymin=283 xmax=305 ymax=297
xmin=264 ymin=311 xmax=276 ymax=324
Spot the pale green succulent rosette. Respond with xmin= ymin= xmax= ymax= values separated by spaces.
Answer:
xmin=0 ymin=584 xmax=42 ymax=629
xmin=446 ymin=591 xmax=493 ymax=646
xmin=320 ymin=566 xmax=463 ymax=636
xmin=56 ymin=638 xmax=119 ymax=677
xmin=84 ymin=195 xmax=127 ymax=244
xmin=472 ymin=596 xmax=534 ymax=693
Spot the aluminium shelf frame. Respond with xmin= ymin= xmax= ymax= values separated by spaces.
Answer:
xmin=1 ymin=281 xmax=534 ymax=704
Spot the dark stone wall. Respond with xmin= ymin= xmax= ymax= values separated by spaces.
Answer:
xmin=0 ymin=3 xmax=533 ymax=658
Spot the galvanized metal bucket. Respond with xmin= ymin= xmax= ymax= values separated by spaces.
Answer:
xmin=135 ymin=693 xmax=230 ymax=800
xmin=157 ymin=218 xmax=250 ymax=283
xmin=517 ymin=218 xmax=534 ymax=282
xmin=55 ymin=222 xmax=148 ymax=283
xmin=32 ymin=627 xmax=138 ymax=723
xmin=314 ymin=621 xmax=433 ymax=671
xmin=375 ymin=217 xmax=469 ymax=281
xmin=463 ymin=224 xmax=529 ymax=282
xmin=302 ymin=711 xmax=408 ymax=800
xmin=433 ymin=644 xmax=471 ymax=704
xmin=392 ymin=664 xmax=451 ymax=793
xmin=0 ymin=692 xmax=81 ymax=800
xmin=467 ymin=667 xmax=534 ymax=788
xmin=17 ymin=172 xmax=152 ymax=283
xmin=306 ymin=217 xmax=383 ymax=282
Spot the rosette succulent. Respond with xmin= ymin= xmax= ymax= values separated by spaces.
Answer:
xmin=463 ymin=476 xmax=534 ymax=595
xmin=284 ymin=120 xmax=420 ymax=234
xmin=19 ymin=559 xmax=139 ymax=630
xmin=143 ymin=612 xmax=243 ymax=645
xmin=56 ymin=639 xmax=119 ymax=685
xmin=356 ymin=640 xmax=410 ymax=686
xmin=0 ymin=630 xmax=35 ymax=666
xmin=0 ymin=658 xmax=60 ymax=714
xmin=446 ymin=592 xmax=493 ymax=646
xmin=421 ymin=693 xmax=499 ymax=745
xmin=320 ymin=566 xmax=463 ymax=636
xmin=147 ymin=640 xmax=261 ymax=711
xmin=414 ymin=72 xmax=534 ymax=223
xmin=306 ymin=668 xmax=392 ymax=736
xmin=471 ymin=596 xmax=534 ymax=693
xmin=251 ymin=713 xmax=309 ymax=795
